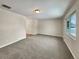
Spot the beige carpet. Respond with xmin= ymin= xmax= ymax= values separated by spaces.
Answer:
xmin=0 ymin=35 xmax=74 ymax=59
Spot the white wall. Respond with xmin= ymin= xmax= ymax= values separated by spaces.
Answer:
xmin=0 ymin=8 xmax=26 ymax=48
xmin=38 ymin=19 xmax=63 ymax=37
xmin=63 ymin=1 xmax=79 ymax=59
xmin=25 ymin=18 xmax=38 ymax=35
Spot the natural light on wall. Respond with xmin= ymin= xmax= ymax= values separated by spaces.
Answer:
xmin=66 ymin=11 xmax=76 ymax=39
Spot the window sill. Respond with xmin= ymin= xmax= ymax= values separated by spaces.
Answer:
xmin=66 ymin=32 xmax=76 ymax=40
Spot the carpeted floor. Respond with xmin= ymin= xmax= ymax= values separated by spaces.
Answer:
xmin=0 ymin=35 xmax=74 ymax=59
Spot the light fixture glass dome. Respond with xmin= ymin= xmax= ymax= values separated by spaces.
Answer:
xmin=33 ymin=9 xmax=40 ymax=13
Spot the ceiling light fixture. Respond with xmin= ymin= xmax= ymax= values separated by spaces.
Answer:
xmin=33 ymin=9 xmax=40 ymax=13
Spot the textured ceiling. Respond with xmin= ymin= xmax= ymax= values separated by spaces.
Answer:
xmin=0 ymin=0 xmax=75 ymax=19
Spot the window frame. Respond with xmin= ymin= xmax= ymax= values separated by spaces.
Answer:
xmin=66 ymin=11 xmax=76 ymax=40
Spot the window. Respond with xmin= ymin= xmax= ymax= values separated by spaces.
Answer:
xmin=67 ymin=11 xmax=76 ymax=38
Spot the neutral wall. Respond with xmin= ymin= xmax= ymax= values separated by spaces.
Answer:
xmin=25 ymin=18 xmax=38 ymax=35
xmin=0 ymin=8 xmax=26 ymax=48
xmin=38 ymin=19 xmax=63 ymax=37
xmin=63 ymin=1 xmax=79 ymax=59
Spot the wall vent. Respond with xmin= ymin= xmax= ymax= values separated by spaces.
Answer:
xmin=2 ymin=4 xmax=11 ymax=9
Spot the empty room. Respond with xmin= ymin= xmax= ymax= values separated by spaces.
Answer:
xmin=0 ymin=0 xmax=79 ymax=59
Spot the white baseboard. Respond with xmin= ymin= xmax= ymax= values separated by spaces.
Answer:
xmin=0 ymin=37 xmax=26 ymax=48
xmin=63 ymin=39 xmax=77 ymax=59
xmin=37 ymin=33 xmax=63 ymax=38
